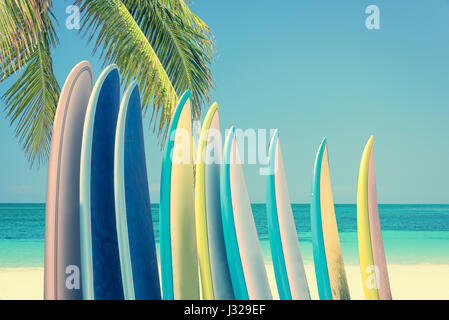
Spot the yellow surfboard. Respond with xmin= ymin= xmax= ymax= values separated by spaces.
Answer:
xmin=195 ymin=104 xmax=234 ymax=300
xmin=357 ymin=136 xmax=392 ymax=300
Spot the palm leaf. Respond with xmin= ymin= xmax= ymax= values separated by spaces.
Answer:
xmin=0 ymin=0 xmax=53 ymax=78
xmin=158 ymin=0 xmax=215 ymax=55
xmin=75 ymin=0 xmax=179 ymax=138
xmin=130 ymin=0 xmax=215 ymax=62
xmin=2 ymin=1 xmax=60 ymax=167
xmin=122 ymin=0 xmax=215 ymax=120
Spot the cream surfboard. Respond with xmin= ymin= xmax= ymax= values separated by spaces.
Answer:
xmin=221 ymin=127 xmax=272 ymax=300
xmin=266 ymin=130 xmax=310 ymax=300
xmin=45 ymin=61 xmax=93 ymax=300
xmin=195 ymin=103 xmax=234 ymax=300
xmin=160 ymin=91 xmax=199 ymax=300
xmin=357 ymin=136 xmax=392 ymax=300
xmin=311 ymin=138 xmax=350 ymax=300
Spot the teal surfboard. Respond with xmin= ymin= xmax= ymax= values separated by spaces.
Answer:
xmin=311 ymin=138 xmax=350 ymax=300
xmin=220 ymin=127 xmax=272 ymax=300
xmin=266 ymin=130 xmax=310 ymax=300
xmin=114 ymin=82 xmax=161 ymax=300
xmin=80 ymin=65 xmax=124 ymax=300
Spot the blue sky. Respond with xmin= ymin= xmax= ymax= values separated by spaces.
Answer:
xmin=0 ymin=0 xmax=448 ymax=203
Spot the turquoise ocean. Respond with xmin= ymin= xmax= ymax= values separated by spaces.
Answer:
xmin=0 ymin=203 xmax=448 ymax=268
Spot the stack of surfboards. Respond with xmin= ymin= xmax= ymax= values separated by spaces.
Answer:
xmin=45 ymin=62 xmax=160 ymax=300
xmin=45 ymin=61 xmax=391 ymax=301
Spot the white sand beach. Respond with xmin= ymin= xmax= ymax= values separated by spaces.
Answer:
xmin=0 ymin=268 xmax=44 ymax=300
xmin=1 ymin=264 xmax=448 ymax=300
xmin=266 ymin=263 xmax=449 ymax=300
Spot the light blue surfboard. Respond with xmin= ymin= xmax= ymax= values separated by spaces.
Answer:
xmin=266 ymin=130 xmax=310 ymax=300
xmin=114 ymin=82 xmax=161 ymax=300
xmin=220 ymin=127 xmax=272 ymax=300
xmin=80 ymin=65 xmax=124 ymax=300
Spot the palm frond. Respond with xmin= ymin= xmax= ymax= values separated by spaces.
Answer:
xmin=136 ymin=0 xmax=215 ymax=57
xmin=159 ymin=0 xmax=215 ymax=54
xmin=122 ymin=0 xmax=215 ymax=121
xmin=3 ymin=38 xmax=60 ymax=167
xmin=0 ymin=0 xmax=54 ymax=78
xmin=1 ymin=1 xmax=60 ymax=167
xmin=75 ymin=0 xmax=179 ymax=138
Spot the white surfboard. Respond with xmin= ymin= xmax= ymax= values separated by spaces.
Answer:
xmin=45 ymin=61 xmax=93 ymax=300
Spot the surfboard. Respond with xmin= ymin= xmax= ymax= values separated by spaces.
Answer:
xmin=80 ymin=65 xmax=124 ymax=300
xmin=357 ymin=136 xmax=392 ymax=300
xmin=160 ymin=91 xmax=199 ymax=300
xmin=195 ymin=103 xmax=234 ymax=300
xmin=221 ymin=127 xmax=272 ymax=300
xmin=44 ymin=61 xmax=93 ymax=300
xmin=311 ymin=138 xmax=350 ymax=300
xmin=114 ymin=82 xmax=161 ymax=300
xmin=266 ymin=130 xmax=310 ymax=300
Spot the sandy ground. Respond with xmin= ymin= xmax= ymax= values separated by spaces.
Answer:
xmin=1 ymin=264 xmax=448 ymax=300
xmin=0 ymin=268 xmax=44 ymax=300
xmin=266 ymin=263 xmax=449 ymax=300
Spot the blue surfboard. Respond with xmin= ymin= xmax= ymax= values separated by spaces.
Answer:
xmin=80 ymin=65 xmax=124 ymax=300
xmin=114 ymin=82 xmax=161 ymax=300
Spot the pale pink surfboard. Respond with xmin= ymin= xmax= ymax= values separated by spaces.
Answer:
xmin=367 ymin=141 xmax=392 ymax=299
xmin=44 ymin=61 xmax=93 ymax=300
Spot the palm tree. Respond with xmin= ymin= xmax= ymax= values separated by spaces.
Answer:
xmin=0 ymin=0 xmax=214 ymax=166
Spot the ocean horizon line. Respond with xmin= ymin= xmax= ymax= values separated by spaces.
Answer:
xmin=1 ymin=202 xmax=449 ymax=206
